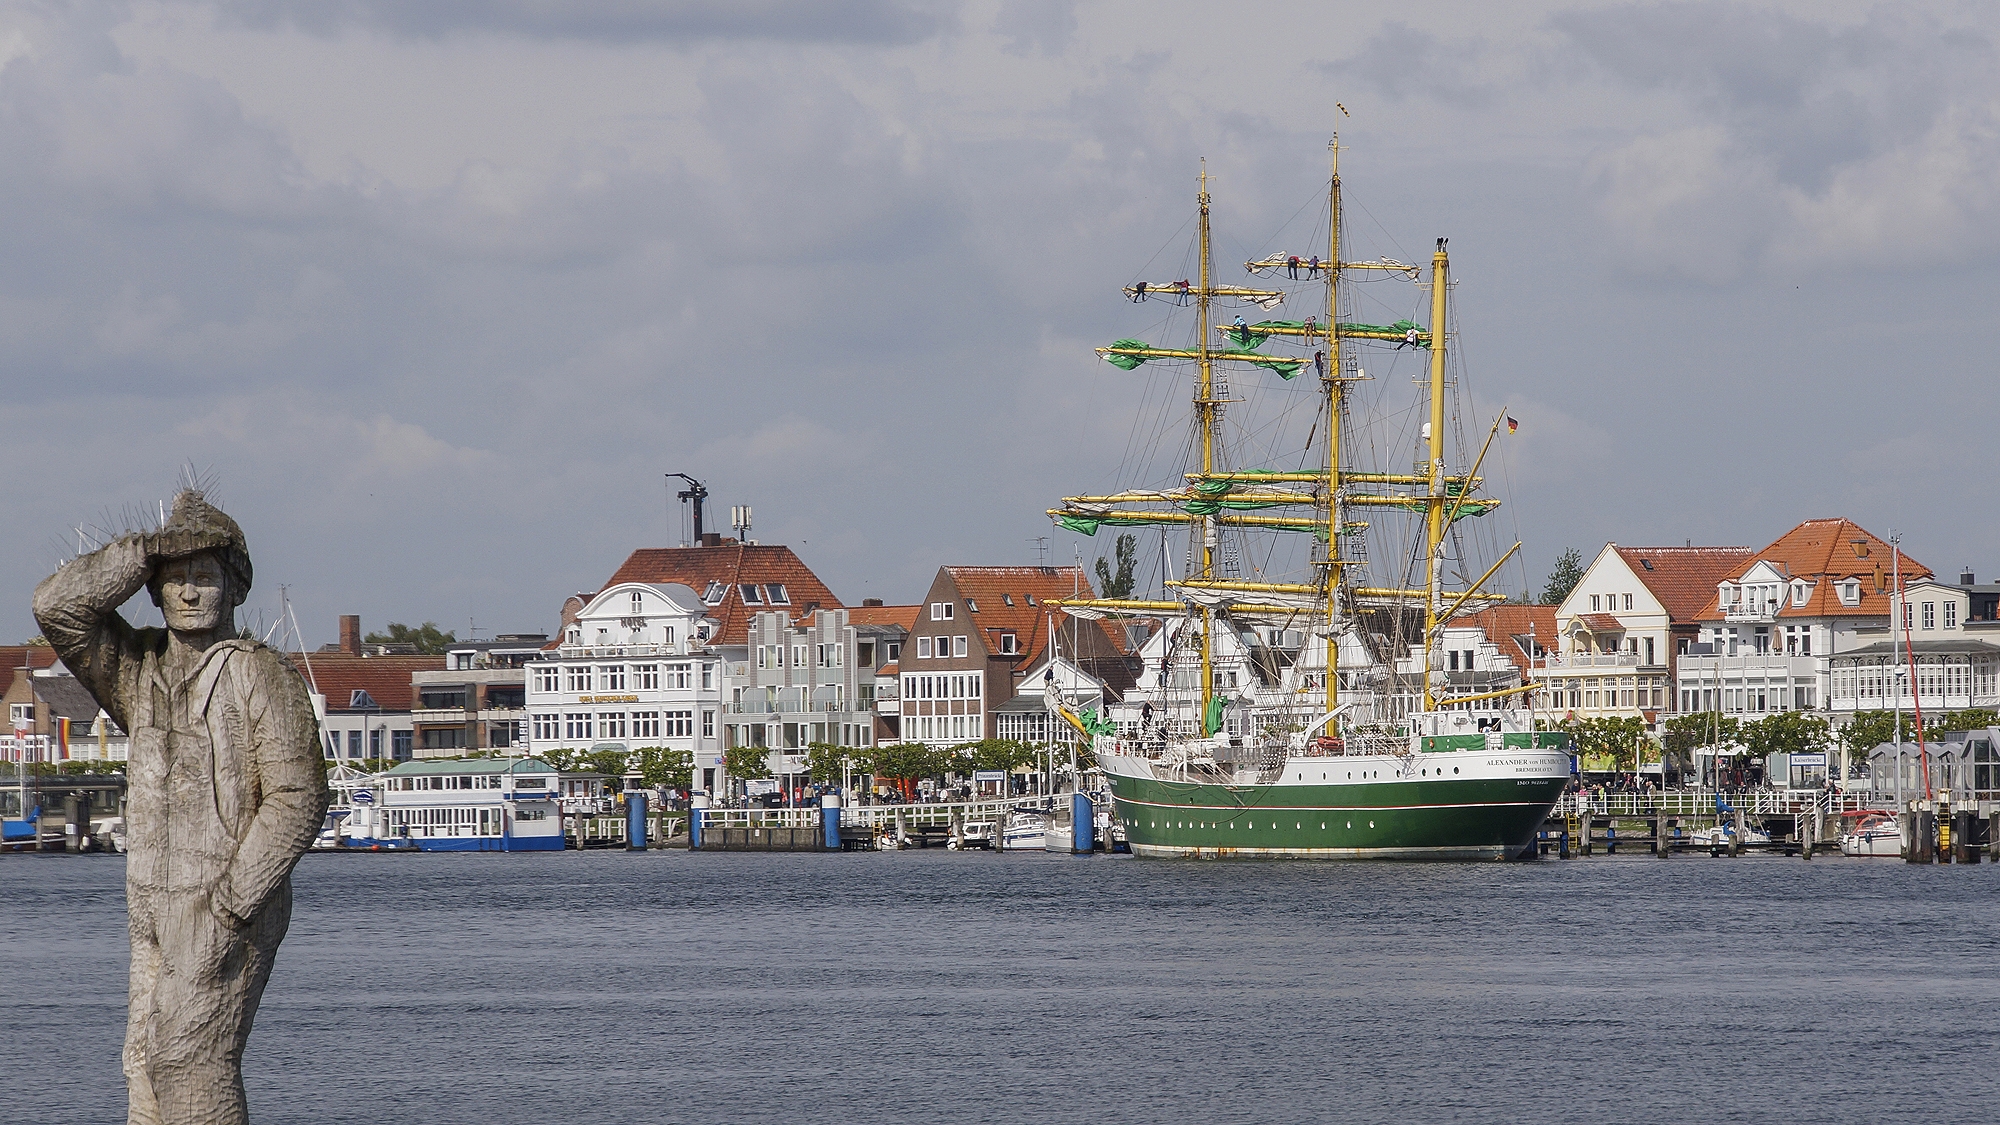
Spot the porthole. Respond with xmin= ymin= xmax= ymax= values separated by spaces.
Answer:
xmin=1369 ymin=820 xmax=1376 ymax=829
xmin=1453 ymin=767 xmax=1459 ymax=775
xmin=1346 ymin=821 xmax=1352 ymax=829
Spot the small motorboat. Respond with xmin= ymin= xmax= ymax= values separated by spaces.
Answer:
xmin=999 ymin=809 xmax=1048 ymax=851
xmin=1840 ymin=813 xmax=1904 ymax=858
xmin=951 ymin=820 xmax=996 ymax=849
xmin=1687 ymin=822 xmax=1771 ymax=849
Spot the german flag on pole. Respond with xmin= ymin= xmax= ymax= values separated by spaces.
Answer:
xmin=1506 ymin=416 xmax=1519 ymax=434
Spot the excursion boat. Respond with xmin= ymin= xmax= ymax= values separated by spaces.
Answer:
xmin=372 ymin=757 xmax=567 ymax=851
xmin=1044 ymin=141 xmax=1571 ymax=859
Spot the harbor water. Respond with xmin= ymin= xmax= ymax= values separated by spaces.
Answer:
xmin=4 ymin=851 xmax=1998 ymax=1124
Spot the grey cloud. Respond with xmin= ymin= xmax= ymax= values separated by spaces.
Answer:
xmin=207 ymin=0 xmax=962 ymax=45
xmin=1321 ymin=22 xmax=1497 ymax=107
xmin=993 ymin=0 xmax=1076 ymax=57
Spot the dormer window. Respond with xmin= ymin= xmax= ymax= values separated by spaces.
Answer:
xmin=1839 ymin=580 xmax=1860 ymax=607
xmin=765 ymin=584 xmax=790 ymax=605
xmin=999 ymin=632 xmax=1018 ymax=654
xmin=702 ymin=581 xmax=726 ymax=605
xmin=1791 ymin=582 xmax=1809 ymax=607
xmin=631 ymin=591 xmax=643 ymax=610
xmin=740 ymin=584 xmax=763 ymax=605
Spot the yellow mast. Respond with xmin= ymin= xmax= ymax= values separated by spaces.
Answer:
xmin=1421 ymin=238 xmax=1450 ymax=712
xmin=1323 ymin=138 xmax=1343 ymax=715
xmin=1195 ymin=163 xmax=1217 ymax=725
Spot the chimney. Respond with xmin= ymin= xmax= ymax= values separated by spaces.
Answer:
xmin=1962 ymin=569 xmax=1976 ymax=585
xmin=700 ymin=532 xmax=723 ymax=547
xmin=339 ymin=615 xmax=361 ymax=655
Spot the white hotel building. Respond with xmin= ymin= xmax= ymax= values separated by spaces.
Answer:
xmin=525 ymin=581 xmax=723 ymax=774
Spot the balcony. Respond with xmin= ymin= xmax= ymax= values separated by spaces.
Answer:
xmin=411 ymin=708 xmax=469 ymax=725
xmin=478 ymin=707 xmax=526 ymax=722
xmin=546 ymin=642 xmax=692 ymax=660
xmin=1552 ymin=653 xmax=1640 ymax=669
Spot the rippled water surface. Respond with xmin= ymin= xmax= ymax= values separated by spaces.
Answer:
xmin=4 ymin=848 xmax=1998 ymax=1124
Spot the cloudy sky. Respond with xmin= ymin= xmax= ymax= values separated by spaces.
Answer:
xmin=6 ymin=0 xmax=1997 ymax=646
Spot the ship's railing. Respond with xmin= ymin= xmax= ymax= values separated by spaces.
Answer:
xmin=1556 ymin=788 xmax=1894 ymax=819
xmin=692 ymin=795 xmax=1053 ymax=831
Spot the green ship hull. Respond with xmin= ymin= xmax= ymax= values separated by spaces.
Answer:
xmin=1105 ymin=769 xmax=1566 ymax=859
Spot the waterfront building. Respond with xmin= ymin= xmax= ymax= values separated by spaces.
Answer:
xmin=296 ymin=618 xmax=441 ymax=762
xmin=901 ymin=566 xmax=1136 ymax=747
xmin=845 ymin=600 xmax=918 ymax=743
xmin=722 ymin=606 xmax=898 ymax=782
xmin=374 ymin=757 xmax=565 ymax=850
xmin=3 ymin=661 xmax=125 ymax=761
xmin=1677 ymin=519 xmax=1930 ymax=723
xmin=1542 ymin=544 xmax=1754 ymax=726
xmin=410 ymin=633 xmax=546 ymax=758
xmin=525 ymin=580 xmax=723 ymax=780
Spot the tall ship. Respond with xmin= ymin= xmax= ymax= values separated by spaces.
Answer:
xmin=1045 ymin=140 xmax=1571 ymax=859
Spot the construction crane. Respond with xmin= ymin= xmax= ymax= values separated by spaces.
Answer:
xmin=668 ymin=474 xmax=709 ymax=545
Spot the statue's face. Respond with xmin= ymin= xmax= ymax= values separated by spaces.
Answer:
xmin=156 ymin=553 xmax=231 ymax=634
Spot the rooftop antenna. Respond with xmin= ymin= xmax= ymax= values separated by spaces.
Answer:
xmin=731 ymin=505 xmax=753 ymax=542
xmin=668 ymin=474 xmax=708 ymax=545
xmin=1029 ymin=537 xmax=1050 ymax=566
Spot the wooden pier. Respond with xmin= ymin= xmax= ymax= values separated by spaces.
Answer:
xmin=1536 ymin=791 xmax=2000 ymax=861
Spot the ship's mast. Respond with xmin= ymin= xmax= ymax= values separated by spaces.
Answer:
xmin=1323 ymin=139 xmax=1344 ymax=715
xmin=1195 ymin=162 xmax=1218 ymax=726
xmin=1421 ymin=238 xmax=1450 ymax=712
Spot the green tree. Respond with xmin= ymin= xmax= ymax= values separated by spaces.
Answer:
xmin=865 ymin=741 xmax=937 ymax=800
xmin=363 ymin=621 xmax=458 ymax=654
xmin=1557 ymin=715 xmax=1651 ymax=771
xmin=1094 ymin=533 xmax=1139 ymax=599
xmin=1661 ymin=713 xmax=1740 ymax=768
xmin=1740 ymin=711 xmax=1831 ymax=758
xmin=577 ymin=746 xmax=631 ymax=779
xmin=633 ymin=746 xmax=693 ymax=790
xmin=1538 ymin=547 xmax=1585 ymax=606
xmin=965 ymin=738 xmax=1038 ymax=772
xmin=723 ymin=745 xmax=773 ymax=781
xmin=803 ymin=742 xmax=850 ymax=785
xmin=1930 ymin=708 xmax=1998 ymax=733
xmin=536 ymin=747 xmax=580 ymax=772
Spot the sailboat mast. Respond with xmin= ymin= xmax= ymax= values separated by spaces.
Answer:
xmin=1323 ymin=138 xmax=1344 ymax=715
xmin=1421 ymin=238 xmax=1450 ymax=712
xmin=1195 ymin=163 xmax=1217 ymax=724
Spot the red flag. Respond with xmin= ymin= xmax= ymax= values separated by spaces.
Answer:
xmin=57 ymin=718 xmax=69 ymax=760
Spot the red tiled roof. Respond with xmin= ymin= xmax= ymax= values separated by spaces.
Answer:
xmin=1610 ymin=545 xmax=1756 ymax=622
xmin=1455 ymin=604 xmax=1556 ymax=676
xmin=1690 ymin=518 xmax=1931 ymax=620
xmin=286 ymin=653 xmax=444 ymax=712
xmin=0 ymin=646 xmax=60 ymax=675
xmin=600 ymin=543 xmax=842 ymax=647
xmin=940 ymin=566 xmax=1128 ymax=665
xmin=1578 ymin=613 xmax=1624 ymax=632
xmin=844 ymin=604 xmax=921 ymax=631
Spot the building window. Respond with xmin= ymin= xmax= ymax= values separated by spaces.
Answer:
xmin=669 ymin=663 xmax=692 ymax=689
xmin=917 ymin=637 xmax=933 ymax=659
xmin=1840 ymin=580 xmax=1860 ymax=606
xmin=532 ymin=714 xmax=560 ymax=741
xmin=886 ymin=642 xmax=901 ymax=662
xmin=635 ymin=664 xmax=659 ymax=690
xmin=740 ymin=584 xmax=763 ymax=605
xmin=954 ymin=636 xmax=968 ymax=658
xmin=600 ymin=713 xmax=627 ymax=739
xmin=703 ymin=581 xmax=726 ymax=605
xmin=565 ymin=666 xmax=591 ymax=692
xmin=601 ymin=665 xmax=626 ymax=691
xmin=1921 ymin=602 xmax=1936 ymax=630
xmin=1623 ymin=594 xmax=1633 ymax=611
xmin=565 ymin=713 xmax=592 ymax=740
xmin=631 ymin=591 xmax=643 ymax=611
xmin=702 ymin=664 xmax=714 ymax=689
xmin=999 ymin=632 xmax=1017 ymax=654
xmin=702 ymin=710 xmax=715 ymax=738
xmin=533 ymin=665 xmax=559 ymax=693
xmin=1905 ymin=603 xmax=1915 ymax=630
xmin=633 ymin=712 xmax=660 ymax=738
xmin=931 ymin=602 xmax=954 ymax=621
xmin=1945 ymin=602 xmax=1958 ymax=629
xmin=765 ymin=584 xmax=790 ymax=605
xmin=392 ymin=730 xmax=412 ymax=759
xmin=665 ymin=711 xmax=694 ymax=738
xmin=1590 ymin=595 xmax=1601 ymax=611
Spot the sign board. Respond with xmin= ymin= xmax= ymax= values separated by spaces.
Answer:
xmin=972 ymin=770 xmax=1006 ymax=782
xmin=1791 ymin=753 xmax=1827 ymax=767
xmin=744 ymin=779 xmax=780 ymax=797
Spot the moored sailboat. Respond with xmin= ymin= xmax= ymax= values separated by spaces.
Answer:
xmin=1045 ymin=140 xmax=1571 ymax=859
